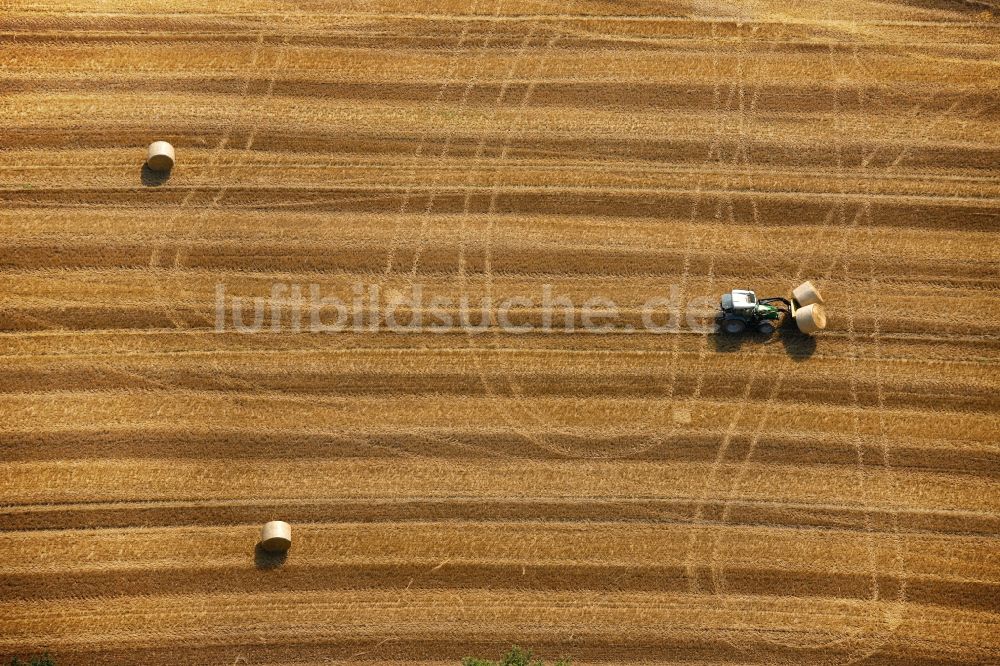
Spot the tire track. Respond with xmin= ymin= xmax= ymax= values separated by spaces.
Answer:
xmin=147 ymin=31 xmax=266 ymax=329
xmin=380 ymin=0 xmax=487 ymax=278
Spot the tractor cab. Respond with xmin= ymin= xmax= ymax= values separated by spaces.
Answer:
xmin=720 ymin=289 xmax=757 ymax=316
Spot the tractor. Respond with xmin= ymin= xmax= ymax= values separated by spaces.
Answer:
xmin=718 ymin=281 xmax=827 ymax=335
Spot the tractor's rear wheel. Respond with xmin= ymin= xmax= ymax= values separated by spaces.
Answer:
xmin=757 ymin=321 xmax=776 ymax=335
xmin=793 ymin=281 xmax=824 ymax=306
xmin=722 ymin=319 xmax=746 ymax=334
xmin=794 ymin=303 xmax=827 ymax=334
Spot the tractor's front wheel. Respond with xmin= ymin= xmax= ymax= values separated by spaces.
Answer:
xmin=722 ymin=319 xmax=746 ymax=334
xmin=757 ymin=322 xmax=775 ymax=335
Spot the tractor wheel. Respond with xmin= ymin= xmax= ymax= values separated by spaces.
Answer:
xmin=794 ymin=303 xmax=827 ymax=334
xmin=757 ymin=321 xmax=776 ymax=335
xmin=792 ymin=280 xmax=824 ymax=306
xmin=722 ymin=319 xmax=746 ymax=334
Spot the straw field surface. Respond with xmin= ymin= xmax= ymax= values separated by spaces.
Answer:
xmin=1 ymin=0 xmax=999 ymax=664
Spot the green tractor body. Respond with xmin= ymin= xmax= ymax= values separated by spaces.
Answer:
xmin=756 ymin=303 xmax=781 ymax=321
xmin=718 ymin=290 xmax=781 ymax=334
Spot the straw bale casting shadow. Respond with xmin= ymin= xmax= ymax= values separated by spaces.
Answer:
xmin=140 ymin=164 xmax=171 ymax=187
xmin=254 ymin=543 xmax=288 ymax=570
xmin=777 ymin=318 xmax=818 ymax=361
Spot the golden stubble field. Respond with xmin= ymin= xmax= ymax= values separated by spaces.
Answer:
xmin=1 ymin=0 xmax=999 ymax=664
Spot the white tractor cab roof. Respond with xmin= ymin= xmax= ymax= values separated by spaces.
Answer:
xmin=721 ymin=289 xmax=757 ymax=312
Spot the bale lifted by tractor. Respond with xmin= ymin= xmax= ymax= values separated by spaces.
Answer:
xmin=718 ymin=281 xmax=827 ymax=335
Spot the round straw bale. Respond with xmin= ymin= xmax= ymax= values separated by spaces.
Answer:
xmin=259 ymin=520 xmax=292 ymax=552
xmin=146 ymin=141 xmax=175 ymax=171
xmin=794 ymin=303 xmax=827 ymax=334
xmin=792 ymin=280 xmax=824 ymax=306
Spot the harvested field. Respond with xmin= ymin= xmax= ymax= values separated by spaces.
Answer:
xmin=1 ymin=0 xmax=999 ymax=664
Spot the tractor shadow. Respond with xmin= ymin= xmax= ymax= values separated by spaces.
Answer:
xmin=710 ymin=329 xmax=766 ymax=354
xmin=709 ymin=319 xmax=817 ymax=360
xmin=254 ymin=543 xmax=287 ymax=570
xmin=140 ymin=164 xmax=171 ymax=187
xmin=777 ymin=318 xmax=817 ymax=360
